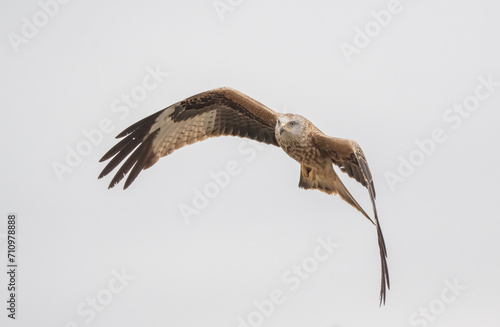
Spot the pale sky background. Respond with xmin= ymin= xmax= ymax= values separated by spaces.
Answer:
xmin=1 ymin=1 xmax=500 ymax=327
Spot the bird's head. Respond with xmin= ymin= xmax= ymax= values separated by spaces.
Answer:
xmin=276 ymin=114 xmax=307 ymax=139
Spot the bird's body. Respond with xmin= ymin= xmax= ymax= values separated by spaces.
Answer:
xmin=276 ymin=114 xmax=323 ymax=166
xmin=99 ymin=87 xmax=390 ymax=305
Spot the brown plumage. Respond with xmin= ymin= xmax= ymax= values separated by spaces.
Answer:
xmin=98 ymin=87 xmax=390 ymax=305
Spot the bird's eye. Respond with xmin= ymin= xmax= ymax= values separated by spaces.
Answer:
xmin=290 ymin=121 xmax=295 ymax=126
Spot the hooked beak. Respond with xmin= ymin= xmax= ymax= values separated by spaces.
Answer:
xmin=279 ymin=122 xmax=286 ymax=135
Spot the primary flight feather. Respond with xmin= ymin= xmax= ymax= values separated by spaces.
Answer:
xmin=98 ymin=87 xmax=390 ymax=305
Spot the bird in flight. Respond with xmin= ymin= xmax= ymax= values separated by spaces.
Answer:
xmin=98 ymin=87 xmax=390 ymax=305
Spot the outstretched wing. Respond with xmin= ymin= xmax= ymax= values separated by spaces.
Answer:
xmin=99 ymin=87 xmax=279 ymax=189
xmin=313 ymin=133 xmax=390 ymax=306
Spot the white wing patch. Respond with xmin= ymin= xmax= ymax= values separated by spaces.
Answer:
xmin=150 ymin=107 xmax=218 ymax=158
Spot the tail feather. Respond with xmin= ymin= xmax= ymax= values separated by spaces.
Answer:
xmin=298 ymin=163 xmax=389 ymax=305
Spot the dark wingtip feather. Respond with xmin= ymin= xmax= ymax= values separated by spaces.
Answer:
xmin=108 ymin=174 xmax=125 ymax=189
xmin=99 ymin=109 xmax=164 ymax=188
xmin=123 ymin=175 xmax=136 ymax=190
xmin=105 ymin=129 xmax=160 ymax=190
xmin=116 ymin=129 xmax=131 ymax=139
xmin=99 ymin=135 xmax=143 ymax=180
xmin=371 ymin=193 xmax=389 ymax=307
xmin=122 ymin=130 xmax=160 ymax=189
xmin=115 ymin=108 xmax=164 ymax=138
xmin=99 ymin=133 xmax=137 ymax=163
xmin=350 ymin=148 xmax=388 ymax=306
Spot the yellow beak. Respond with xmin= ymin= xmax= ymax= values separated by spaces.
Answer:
xmin=279 ymin=122 xmax=288 ymax=134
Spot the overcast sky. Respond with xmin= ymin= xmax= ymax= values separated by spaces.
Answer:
xmin=1 ymin=1 xmax=499 ymax=327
